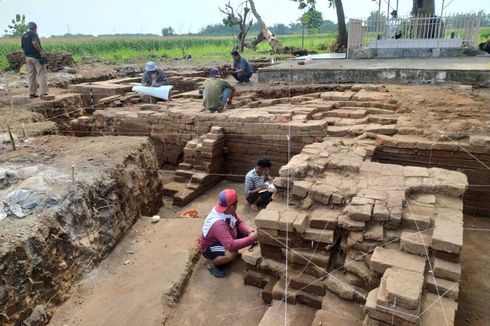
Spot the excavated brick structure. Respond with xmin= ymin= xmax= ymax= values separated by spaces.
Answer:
xmin=243 ymin=138 xmax=467 ymax=326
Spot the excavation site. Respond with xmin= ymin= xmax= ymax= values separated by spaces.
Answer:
xmin=1 ymin=56 xmax=490 ymax=326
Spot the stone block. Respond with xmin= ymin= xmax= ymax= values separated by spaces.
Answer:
xmin=296 ymin=292 xmax=323 ymax=309
xmin=289 ymin=272 xmax=326 ymax=296
xmin=372 ymin=201 xmax=390 ymax=221
xmin=349 ymin=203 xmax=373 ymax=222
xmin=261 ymin=277 xmax=278 ymax=304
xmin=351 ymin=197 xmax=375 ymax=206
xmin=309 ymin=208 xmax=338 ymax=230
xmin=260 ymin=258 xmax=286 ymax=274
xmin=324 ymin=271 xmax=366 ymax=303
xmin=431 ymin=219 xmax=463 ymax=255
xmin=338 ymin=213 xmax=366 ymax=232
xmin=436 ymin=195 xmax=463 ymax=211
xmin=420 ymin=293 xmax=457 ymax=325
xmin=272 ymin=279 xmax=296 ymax=304
xmin=344 ymin=257 xmax=370 ymax=282
xmin=288 ymin=248 xmax=330 ymax=268
xmin=433 ymin=249 xmax=460 ymax=263
xmin=293 ymin=213 xmax=309 ymax=234
xmin=400 ymin=230 xmax=432 ymax=256
xmin=244 ymin=270 xmax=269 ymax=288
xmin=401 ymin=208 xmax=432 ymax=231
xmin=302 ymin=228 xmax=335 ymax=244
xmin=425 ymin=275 xmax=459 ymax=299
xmin=404 ymin=166 xmax=429 ymax=178
xmin=433 ymin=258 xmax=461 ymax=282
xmin=241 ymin=245 xmax=262 ymax=266
xmin=364 ymin=289 xmax=418 ymax=326
xmin=292 ymin=180 xmax=313 ymax=198
xmin=370 ymin=247 xmax=426 ymax=275
xmin=257 ymin=233 xmax=291 ymax=249
xmin=378 ymin=268 xmax=424 ymax=310
xmin=276 ymin=214 xmax=298 ymax=233
xmin=364 ymin=223 xmax=384 ymax=241
xmin=347 ymin=232 xmax=364 ymax=247
xmin=433 ymin=207 xmax=463 ymax=225
xmin=255 ymin=209 xmax=280 ymax=230
xmin=260 ymin=243 xmax=284 ymax=261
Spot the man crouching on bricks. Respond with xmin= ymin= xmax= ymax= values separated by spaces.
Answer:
xmin=200 ymin=189 xmax=257 ymax=278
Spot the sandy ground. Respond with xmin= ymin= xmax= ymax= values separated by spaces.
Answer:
xmin=48 ymin=180 xmax=265 ymax=326
xmin=455 ymin=215 xmax=490 ymax=326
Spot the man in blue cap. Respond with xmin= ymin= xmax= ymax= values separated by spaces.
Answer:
xmin=140 ymin=61 xmax=168 ymax=103
xmin=21 ymin=22 xmax=49 ymax=99
xmin=202 ymin=67 xmax=235 ymax=113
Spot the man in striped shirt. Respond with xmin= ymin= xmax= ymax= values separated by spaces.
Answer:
xmin=200 ymin=189 xmax=257 ymax=278
xmin=245 ymin=158 xmax=273 ymax=211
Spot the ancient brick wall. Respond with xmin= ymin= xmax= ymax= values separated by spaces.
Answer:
xmin=374 ymin=135 xmax=490 ymax=217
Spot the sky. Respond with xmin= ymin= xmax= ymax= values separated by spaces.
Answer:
xmin=0 ymin=0 xmax=487 ymax=37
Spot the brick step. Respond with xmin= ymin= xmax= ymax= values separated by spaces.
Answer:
xmin=337 ymin=101 xmax=398 ymax=111
xmin=324 ymin=109 xmax=367 ymax=119
xmin=323 ymin=271 xmax=366 ymax=303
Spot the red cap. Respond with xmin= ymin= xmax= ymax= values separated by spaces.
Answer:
xmin=214 ymin=189 xmax=238 ymax=213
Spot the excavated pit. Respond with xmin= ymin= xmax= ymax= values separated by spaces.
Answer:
xmin=1 ymin=68 xmax=489 ymax=326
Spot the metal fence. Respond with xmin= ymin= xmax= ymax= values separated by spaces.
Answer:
xmin=348 ymin=14 xmax=481 ymax=51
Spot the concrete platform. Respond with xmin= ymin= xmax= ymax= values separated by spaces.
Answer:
xmin=258 ymin=57 xmax=490 ymax=86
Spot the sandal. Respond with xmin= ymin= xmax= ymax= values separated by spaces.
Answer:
xmin=207 ymin=264 xmax=226 ymax=278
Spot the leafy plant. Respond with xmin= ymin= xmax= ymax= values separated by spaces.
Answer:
xmin=3 ymin=14 xmax=27 ymax=37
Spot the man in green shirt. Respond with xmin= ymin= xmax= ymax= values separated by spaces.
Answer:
xmin=202 ymin=68 xmax=235 ymax=113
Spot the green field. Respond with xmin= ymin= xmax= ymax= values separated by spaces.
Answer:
xmin=0 ymin=33 xmax=336 ymax=70
xmin=0 ymin=27 xmax=488 ymax=70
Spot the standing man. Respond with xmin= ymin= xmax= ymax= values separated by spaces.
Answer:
xmin=21 ymin=22 xmax=49 ymax=99
xmin=230 ymin=50 xmax=253 ymax=84
xmin=200 ymin=189 xmax=257 ymax=278
xmin=202 ymin=67 xmax=236 ymax=113
xmin=245 ymin=158 xmax=273 ymax=211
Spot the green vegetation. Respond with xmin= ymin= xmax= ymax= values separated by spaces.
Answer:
xmin=0 ymin=27 xmax=488 ymax=70
xmin=0 ymin=33 xmax=337 ymax=70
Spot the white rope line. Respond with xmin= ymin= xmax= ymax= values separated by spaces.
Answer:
xmin=434 ymin=129 xmax=490 ymax=171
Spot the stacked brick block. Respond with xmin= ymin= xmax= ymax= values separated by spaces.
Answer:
xmin=7 ymin=51 xmax=75 ymax=72
xmin=375 ymin=134 xmax=490 ymax=217
xmin=162 ymin=126 xmax=225 ymax=206
xmin=243 ymin=138 xmax=467 ymax=326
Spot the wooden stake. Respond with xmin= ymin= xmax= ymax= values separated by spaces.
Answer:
xmin=71 ymin=164 xmax=76 ymax=183
xmin=7 ymin=124 xmax=16 ymax=151
xmin=22 ymin=123 xmax=27 ymax=139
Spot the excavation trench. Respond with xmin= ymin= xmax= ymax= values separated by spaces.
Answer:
xmin=2 ymin=72 xmax=490 ymax=326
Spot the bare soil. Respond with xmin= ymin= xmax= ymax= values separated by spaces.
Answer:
xmin=455 ymin=215 xmax=490 ymax=326
xmin=48 ymin=181 xmax=265 ymax=326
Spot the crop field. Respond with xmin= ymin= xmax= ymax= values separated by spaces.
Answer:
xmin=0 ymin=33 xmax=337 ymax=70
xmin=0 ymin=27 xmax=488 ymax=70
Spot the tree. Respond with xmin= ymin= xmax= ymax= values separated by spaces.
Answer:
xmin=161 ymin=27 xmax=175 ymax=36
xmin=300 ymin=8 xmax=323 ymax=34
xmin=219 ymin=1 xmax=253 ymax=52
xmin=247 ymin=0 xmax=281 ymax=51
xmin=292 ymin=0 xmax=347 ymax=51
xmin=4 ymin=14 xmax=27 ymax=37
xmin=411 ymin=0 xmax=435 ymax=16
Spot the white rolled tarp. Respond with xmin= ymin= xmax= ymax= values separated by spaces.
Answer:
xmin=132 ymin=85 xmax=173 ymax=100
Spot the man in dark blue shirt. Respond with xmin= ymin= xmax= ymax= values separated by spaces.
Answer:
xmin=230 ymin=50 xmax=253 ymax=84
xmin=21 ymin=22 xmax=49 ymax=99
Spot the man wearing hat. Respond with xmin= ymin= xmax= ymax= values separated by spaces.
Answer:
xmin=202 ymin=67 xmax=235 ymax=113
xmin=21 ymin=22 xmax=49 ymax=99
xmin=141 ymin=61 xmax=168 ymax=102
xmin=200 ymin=189 xmax=257 ymax=278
